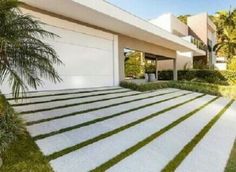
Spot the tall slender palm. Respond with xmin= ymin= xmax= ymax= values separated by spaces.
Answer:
xmin=0 ymin=0 xmax=62 ymax=98
xmin=213 ymin=8 xmax=236 ymax=59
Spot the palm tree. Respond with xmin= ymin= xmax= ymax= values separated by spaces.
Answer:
xmin=214 ymin=9 xmax=236 ymax=37
xmin=214 ymin=28 xmax=236 ymax=59
xmin=0 ymin=0 xmax=62 ymax=98
xmin=213 ymin=8 xmax=236 ymax=60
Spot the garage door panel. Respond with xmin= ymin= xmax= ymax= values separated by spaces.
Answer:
xmin=0 ymin=23 xmax=117 ymax=94
xmin=40 ymin=24 xmax=116 ymax=90
xmin=50 ymin=41 xmax=114 ymax=76
xmin=44 ymin=25 xmax=113 ymax=51
xmin=39 ymin=75 xmax=114 ymax=91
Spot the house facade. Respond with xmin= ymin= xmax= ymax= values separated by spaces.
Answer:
xmin=1 ymin=0 xmax=205 ymax=93
xmin=150 ymin=13 xmax=217 ymax=70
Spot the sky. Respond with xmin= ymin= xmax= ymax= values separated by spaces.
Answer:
xmin=107 ymin=0 xmax=236 ymax=20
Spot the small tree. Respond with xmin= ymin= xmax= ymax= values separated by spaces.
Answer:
xmin=125 ymin=51 xmax=144 ymax=78
xmin=0 ymin=0 xmax=62 ymax=98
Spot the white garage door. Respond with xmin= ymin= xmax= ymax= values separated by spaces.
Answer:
xmin=38 ymin=24 xmax=119 ymax=91
xmin=0 ymin=21 xmax=119 ymax=94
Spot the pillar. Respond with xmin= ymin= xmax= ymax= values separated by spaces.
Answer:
xmin=155 ymin=57 xmax=158 ymax=80
xmin=173 ymin=59 xmax=178 ymax=81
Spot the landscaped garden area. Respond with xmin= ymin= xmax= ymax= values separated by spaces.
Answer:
xmin=1 ymin=87 xmax=235 ymax=172
xmin=0 ymin=0 xmax=60 ymax=171
xmin=121 ymin=69 xmax=236 ymax=99
xmin=0 ymin=0 xmax=236 ymax=172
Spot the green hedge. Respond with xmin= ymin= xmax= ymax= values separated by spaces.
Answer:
xmin=168 ymin=81 xmax=236 ymax=99
xmin=0 ymin=93 xmax=25 ymax=154
xmin=120 ymin=81 xmax=236 ymax=99
xmin=158 ymin=70 xmax=236 ymax=85
xmin=120 ymin=81 xmax=169 ymax=92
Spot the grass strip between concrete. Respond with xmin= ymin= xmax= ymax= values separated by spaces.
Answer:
xmin=47 ymin=94 xmax=207 ymax=161
xmin=90 ymin=96 xmax=218 ymax=172
xmin=225 ymin=138 xmax=236 ymax=172
xmin=161 ymin=99 xmax=234 ymax=172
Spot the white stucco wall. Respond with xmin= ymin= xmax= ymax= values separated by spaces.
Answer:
xmin=158 ymin=52 xmax=193 ymax=70
xmin=150 ymin=13 xmax=188 ymax=37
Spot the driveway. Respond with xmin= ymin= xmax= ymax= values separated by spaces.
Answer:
xmin=10 ymin=87 xmax=236 ymax=172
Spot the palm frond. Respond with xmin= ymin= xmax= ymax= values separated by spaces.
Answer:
xmin=0 ymin=0 xmax=62 ymax=98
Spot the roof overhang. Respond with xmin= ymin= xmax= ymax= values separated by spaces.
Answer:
xmin=21 ymin=0 xmax=205 ymax=55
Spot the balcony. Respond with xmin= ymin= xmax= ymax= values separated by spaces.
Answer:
xmin=182 ymin=36 xmax=207 ymax=51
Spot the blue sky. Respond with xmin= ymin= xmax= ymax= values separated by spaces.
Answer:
xmin=107 ymin=0 xmax=236 ymax=20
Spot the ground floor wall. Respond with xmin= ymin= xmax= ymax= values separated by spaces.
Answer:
xmin=157 ymin=52 xmax=193 ymax=70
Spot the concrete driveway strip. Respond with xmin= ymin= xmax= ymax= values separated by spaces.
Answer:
xmin=8 ymin=86 xmax=121 ymax=103
xmin=22 ymin=89 xmax=179 ymax=123
xmin=176 ymin=101 xmax=236 ymax=172
xmin=37 ymin=94 xmax=212 ymax=156
xmin=21 ymin=91 xmax=138 ymax=121
xmin=49 ymin=93 xmax=204 ymax=172
xmin=108 ymin=97 xmax=230 ymax=172
xmin=15 ymin=89 xmax=135 ymax=113
xmin=13 ymin=88 xmax=131 ymax=111
xmin=27 ymin=90 xmax=188 ymax=137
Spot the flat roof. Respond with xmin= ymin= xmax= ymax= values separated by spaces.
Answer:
xmin=22 ymin=0 xmax=205 ymax=56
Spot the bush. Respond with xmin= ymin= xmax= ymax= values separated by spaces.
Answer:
xmin=0 ymin=93 xmax=25 ymax=154
xmin=120 ymin=81 xmax=169 ymax=92
xmin=145 ymin=63 xmax=156 ymax=73
xmin=168 ymin=81 xmax=236 ymax=99
xmin=193 ymin=60 xmax=209 ymax=69
xmin=158 ymin=69 xmax=236 ymax=85
xmin=120 ymin=81 xmax=236 ymax=99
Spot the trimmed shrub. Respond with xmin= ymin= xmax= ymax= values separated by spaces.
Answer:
xmin=158 ymin=70 xmax=236 ymax=85
xmin=120 ymin=81 xmax=169 ymax=92
xmin=0 ymin=93 xmax=25 ymax=154
xmin=120 ymin=81 xmax=236 ymax=99
xmin=168 ymin=81 xmax=236 ymax=99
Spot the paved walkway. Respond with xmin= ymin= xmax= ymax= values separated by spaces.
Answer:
xmin=10 ymin=87 xmax=236 ymax=172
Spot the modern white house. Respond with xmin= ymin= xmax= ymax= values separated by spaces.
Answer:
xmin=150 ymin=13 xmax=217 ymax=70
xmin=1 ymin=0 xmax=206 ymax=93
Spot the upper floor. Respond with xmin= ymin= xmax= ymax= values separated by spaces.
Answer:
xmin=150 ymin=13 xmax=217 ymax=54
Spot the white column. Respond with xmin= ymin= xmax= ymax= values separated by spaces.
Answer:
xmin=173 ymin=59 xmax=178 ymax=81
xmin=155 ymin=58 xmax=158 ymax=80
xmin=113 ymin=35 xmax=119 ymax=85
